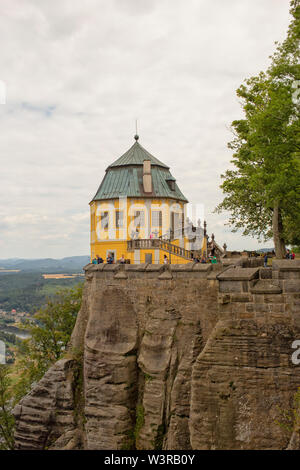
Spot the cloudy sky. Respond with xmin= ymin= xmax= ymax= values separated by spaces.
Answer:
xmin=0 ymin=0 xmax=291 ymax=259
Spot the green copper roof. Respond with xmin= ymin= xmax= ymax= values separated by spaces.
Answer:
xmin=108 ymin=141 xmax=169 ymax=169
xmin=92 ymin=139 xmax=188 ymax=203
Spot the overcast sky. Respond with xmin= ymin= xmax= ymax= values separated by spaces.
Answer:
xmin=0 ymin=0 xmax=291 ymax=259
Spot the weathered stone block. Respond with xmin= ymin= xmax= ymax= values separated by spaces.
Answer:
xmin=170 ymin=263 xmax=194 ymax=272
xmin=255 ymin=303 xmax=271 ymax=313
xmin=218 ymin=294 xmax=231 ymax=304
xmin=282 ymin=280 xmax=300 ymax=293
xmin=87 ymin=263 xmax=105 ymax=272
xmin=272 ymin=259 xmax=300 ymax=272
xmin=250 ymin=280 xmax=282 ymax=294
xmin=220 ymin=257 xmax=243 ymax=267
xmin=192 ymin=264 xmax=212 ymax=273
xmin=219 ymin=281 xmax=243 ymax=293
xmin=231 ymin=303 xmax=246 ymax=314
xmin=253 ymin=294 xmax=265 ymax=303
xmin=231 ymin=293 xmax=253 ymax=303
xmin=158 ymin=270 xmax=173 ymax=280
xmin=270 ymin=304 xmax=285 ymax=313
xmin=260 ymin=268 xmax=272 ymax=279
xmin=145 ymin=264 xmax=163 ymax=272
xmin=125 ymin=263 xmax=149 ymax=271
xmin=217 ymin=267 xmax=260 ymax=281
xmin=264 ymin=294 xmax=284 ymax=303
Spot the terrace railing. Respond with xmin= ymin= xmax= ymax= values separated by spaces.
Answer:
xmin=127 ymin=238 xmax=193 ymax=261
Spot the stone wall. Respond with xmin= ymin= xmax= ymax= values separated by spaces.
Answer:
xmin=13 ymin=260 xmax=300 ymax=450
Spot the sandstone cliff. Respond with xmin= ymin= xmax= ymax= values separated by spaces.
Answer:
xmin=13 ymin=260 xmax=300 ymax=450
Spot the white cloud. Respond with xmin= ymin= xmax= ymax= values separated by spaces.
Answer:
xmin=0 ymin=0 xmax=291 ymax=257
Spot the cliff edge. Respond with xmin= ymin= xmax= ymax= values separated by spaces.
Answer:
xmin=13 ymin=260 xmax=300 ymax=450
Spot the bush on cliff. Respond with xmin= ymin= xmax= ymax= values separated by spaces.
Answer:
xmin=0 ymin=366 xmax=15 ymax=450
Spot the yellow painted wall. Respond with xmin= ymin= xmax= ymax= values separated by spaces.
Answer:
xmin=90 ymin=197 xmax=190 ymax=264
xmin=91 ymin=241 xmax=192 ymax=265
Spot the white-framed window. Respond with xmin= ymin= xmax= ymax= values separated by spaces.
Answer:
xmin=115 ymin=210 xmax=123 ymax=228
xmin=100 ymin=211 xmax=109 ymax=229
xmin=134 ymin=210 xmax=145 ymax=227
xmin=171 ymin=211 xmax=182 ymax=239
xmin=152 ymin=210 xmax=162 ymax=227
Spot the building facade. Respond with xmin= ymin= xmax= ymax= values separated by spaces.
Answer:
xmin=90 ymin=135 xmax=201 ymax=264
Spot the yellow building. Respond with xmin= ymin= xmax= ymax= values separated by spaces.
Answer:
xmin=90 ymin=135 xmax=195 ymax=264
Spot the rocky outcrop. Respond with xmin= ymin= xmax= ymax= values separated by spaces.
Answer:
xmin=13 ymin=358 xmax=82 ymax=449
xmin=13 ymin=261 xmax=300 ymax=450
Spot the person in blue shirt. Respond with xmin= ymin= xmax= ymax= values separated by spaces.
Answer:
xmin=106 ymin=254 xmax=114 ymax=264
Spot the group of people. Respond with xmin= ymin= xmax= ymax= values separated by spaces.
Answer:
xmin=263 ymin=249 xmax=296 ymax=267
xmin=163 ymin=254 xmax=217 ymax=264
xmin=92 ymin=255 xmax=104 ymax=265
xmin=92 ymin=253 xmax=127 ymax=265
xmin=92 ymin=253 xmax=218 ymax=265
xmin=92 ymin=247 xmax=296 ymax=266
xmin=192 ymin=254 xmax=217 ymax=264
xmin=286 ymin=249 xmax=296 ymax=260
xmin=131 ymin=228 xmax=162 ymax=240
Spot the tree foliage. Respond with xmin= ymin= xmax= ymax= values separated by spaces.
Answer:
xmin=0 ymin=285 xmax=82 ymax=448
xmin=14 ymin=284 xmax=82 ymax=401
xmin=0 ymin=366 xmax=15 ymax=450
xmin=216 ymin=0 xmax=300 ymax=257
xmin=0 ymin=272 xmax=83 ymax=313
xmin=275 ymin=386 xmax=300 ymax=443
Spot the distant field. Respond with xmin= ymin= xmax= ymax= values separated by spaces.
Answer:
xmin=0 ymin=255 xmax=89 ymax=272
xmin=0 ymin=272 xmax=84 ymax=313
xmin=0 ymin=269 xmax=21 ymax=273
xmin=42 ymin=273 xmax=85 ymax=279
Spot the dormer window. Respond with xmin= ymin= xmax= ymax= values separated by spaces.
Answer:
xmin=143 ymin=160 xmax=152 ymax=193
xmin=166 ymin=177 xmax=176 ymax=191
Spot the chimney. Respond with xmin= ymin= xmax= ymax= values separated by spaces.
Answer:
xmin=143 ymin=160 xmax=152 ymax=193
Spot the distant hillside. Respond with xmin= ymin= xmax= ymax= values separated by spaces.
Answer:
xmin=0 ymin=256 xmax=90 ymax=273
xmin=0 ymin=271 xmax=84 ymax=313
xmin=255 ymin=248 xmax=275 ymax=253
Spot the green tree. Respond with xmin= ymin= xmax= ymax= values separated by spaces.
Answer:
xmin=0 ymin=366 xmax=15 ymax=450
xmin=216 ymin=0 xmax=300 ymax=257
xmin=14 ymin=284 xmax=82 ymax=402
xmin=0 ymin=284 xmax=83 ymax=448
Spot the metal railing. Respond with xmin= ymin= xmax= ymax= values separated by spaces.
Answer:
xmin=127 ymin=238 xmax=193 ymax=260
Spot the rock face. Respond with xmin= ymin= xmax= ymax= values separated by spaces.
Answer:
xmin=13 ymin=358 xmax=81 ymax=449
xmin=13 ymin=260 xmax=300 ymax=449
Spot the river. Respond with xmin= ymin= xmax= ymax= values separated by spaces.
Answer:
xmin=0 ymin=325 xmax=31 ymax=339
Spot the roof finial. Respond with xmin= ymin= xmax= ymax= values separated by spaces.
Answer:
xmin=134 ymin=119 xmax=139 ymax=141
